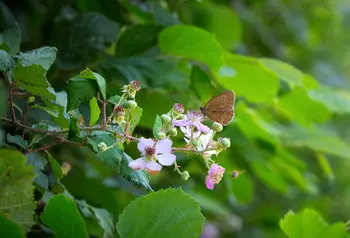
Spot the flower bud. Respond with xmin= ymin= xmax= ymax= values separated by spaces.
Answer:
xmin=122 ymin=80 xmax=141 ymax=99
xmin=212 ymin=122 xmax=223 ymax=132
xmin=130 ymin=80 xmax=141 ymax=91
xmin=169 ymin=128 xmax=177 ymax=137
xmin=127 ymin=100 xmax=137 ymax=108
xmin=157 ymin=132 xmax=166 ymax=140
xmin=61 ymin=162 xmax=72 ymax=176
xmin=27 ymin=96 xmax=35 ymax=103
xmin=173 ymin=103 xmax=184 ymax=114
xmin=113 ymin=106 xmax=125 ymax=124
xmin=161 ymin=114 xmax=171 ymax=124
xmin=181 ymin=171 xmax=190 ymax=181
xmin=221 ymin=138 xmax=231 ymax=148
xmin=192 ymin=139 xmax=200 ymax=148
xmin=98 ymin=142 xmax=108 ymax=152
xmin=177 ymin=114 xmax=185 ymax=120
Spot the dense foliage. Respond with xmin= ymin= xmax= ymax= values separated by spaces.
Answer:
xmin=1 ymin=0 xmax=350 ymax=237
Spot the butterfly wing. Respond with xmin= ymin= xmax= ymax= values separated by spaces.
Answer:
xmin=204 ymin=90 xmax=235 ymax=125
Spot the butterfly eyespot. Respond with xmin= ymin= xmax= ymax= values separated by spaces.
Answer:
xmin=222 ymin=95 xmax=227 ymax=99
xmin=224 ymin=112 xmax=228 ymax=116
xmin=224 ymin=100 xmax=228 ymax=103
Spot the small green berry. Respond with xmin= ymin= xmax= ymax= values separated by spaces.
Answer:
xmin=212 ymin=122 xmax=223 ymax=132
xmin=221 ymin=138 xmax=231 ymax=148
xmin=181 ymin=171 xmax=190 ymax=181
xmin=161 ymin=114 xmax=172 ymax=124
xmin=28 ymin=96 xmax=35 ymax=103
xmin=157 ymin=132 xmax=166 ymax=140
xmin=127 ymin=100 xmax=137 ymax=108
xmin=169 ymin=128 xmax=177 ymax=137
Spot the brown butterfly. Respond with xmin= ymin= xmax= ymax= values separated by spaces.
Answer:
xmin=200 ymin=90 xmax=236 ymax=126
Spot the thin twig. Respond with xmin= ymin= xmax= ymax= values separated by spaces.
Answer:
xmin=103 ymin=101 xmax=107 ymax=127
xmin=4 ymin=73 xmax=16 ymax=123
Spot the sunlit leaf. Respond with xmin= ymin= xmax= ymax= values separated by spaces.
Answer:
xmin=0 ymin=213 xmax=25 ymax=238
xmin=153 ymin=115 xmax=162 ymax=140
xmin=317 ymin=153 xmax=334 ymax=181
xmin=66 ymin=78 xmax=99 ymax=111
xmin=117 ymin=189 xmax=205 ymax=238
xmin=17 ymin=46 xmax=57 ymax=70
xmin=230 ymin=172 xmax=255 ymax=204
xmin=89 ymin=97 xmax=101 ymax=126
xmin=126 ymin=106 xmax=142 ymax=134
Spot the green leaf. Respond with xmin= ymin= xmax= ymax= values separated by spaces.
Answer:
xmin=0 ymin=149 xmax=36 ymax=231
xmin=259 ymin=58 xmax=304 ymax=87
xmin=153 ymin=115 xmax=163 ymax=140
xmin=41 ymin=194 xmax=89 ymax=238
xmin=32 ymin=99 xmax=69 ymax=129
xmin=6 ymin=134 xmax=28 ymax=149
xmin=309 ymin=86 xmax=350 ymax=114
xmin=277 ymin=87 xmax=331 ymax=125
xmin=190 ymin=65 xmax=216 ymax=103
xmin=78 ymin=68 xmax=107 ymax=100
xmin=48 ymin=156 xmax=63 ymax=180
xmin=66 ymin=78 xmax=99 ymax=111
xmin=159 ymin=25 xmax=224 ymax=71
xmin=175 ymin=1 xmax=242 ymax=50
xmin=0 ymin=213 xmax=25 ymax=238
xmin=13 ymin=64 xmax=49 ymax=87
xmin=281 ymin=125 xmax=350 ymax=160
xmin=0 ymin=23 xmax=21 ymax=54
xmin=116 ymin=24 xmax=162 ymax=57
xmin=89 ymin=97 xmax=101 ymax=126
xmin=16 ymin=82 xmax=56 ymax=100
xmin=317 ymin=153 xmax=334 ymax=181
xmin=116 ymin=189 xmax=205 ymax=238
xmin=126 ymin=106 xmax=143 ymax=134
xmin=230 ymin=172 xmax=255 ymax=204
xmin=280 ymin=209 xmax=350 ymax=238
xmin=52 ymin=13 xmax=119 ymax=70
xmin=216 ymin=53 xmax=279 ymax=103
xmin=17 ymin=46 xmax=57 ymax=70
xmin=0 ymin=50 xmax=15 ymax=71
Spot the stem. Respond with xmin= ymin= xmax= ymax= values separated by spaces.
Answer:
xmin=173 ymin=160 xmax=182 ymax=175
xmin=21 ymin=103 xmax=30 ymax=138
xmin=103 ymin=101 xmax=107 ymax=127
xmin=4 ymin=72 xmax=16 ymax=123
xmin=26 ymin=141 xmax=60 ymax=154
xmin=173 ymin=147 xmax=215 ymax=154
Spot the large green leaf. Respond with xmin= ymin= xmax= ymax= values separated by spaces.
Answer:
xmin=51 ymin=13 xmax=119 ymax=70
xmin=15 ymin=82 xmax=56 ymax=100
xmin=66 ymin=78 xmax=99 ymax=111
xmin=126 ymin=106 xmax=143 ymax=134
xmin=13 ymin=64 xmax=49 ymax=87
xmin=6 ymin=134 xmax=28 ymax=150
xmin=0 ymin=149 xmax=36 ymax=231
xmin=277 ymin=87 xmax=331 ymax=125
xmin=89 ymin=97 xmax=101 ymax=126
xmin=0 ymin=50 xmax=15 ymax=71
xmin=0 ymin=23 xmax=21 ymax=54
xmin=159 ymin=25 xmax=224 ymax=71
xmin=116 ymin=189 xmax=205 ymax=238
xmin=116 ymin=24 xmax=162 ymax=57
xmin=78 ymin=68 xmax=107 ymax=100
xmin=17 ymin=46 xmax=57 ymax=70
xmin=280 ymin=209 xmax=350 ymax=238
xmin=41 ymin=195 xmax=89 ymax=238
xmin=216 ymin=53 xmax=279 ymax=103
xmin=0 ymin=213 xmax=25 ymax=238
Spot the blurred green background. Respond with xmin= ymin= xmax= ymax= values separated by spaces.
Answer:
xmin=1 ymin=0 xmax=350 ymax=237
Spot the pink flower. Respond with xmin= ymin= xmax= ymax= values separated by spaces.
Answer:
xmin=128 ymin=137 xmax=176 ymax=175
xmin=173 ymin=111 xmax=210 ymax=133
xmin=205 ymin=164 xmax=225 ymax=190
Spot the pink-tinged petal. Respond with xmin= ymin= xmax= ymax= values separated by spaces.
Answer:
xmin=194 ymin=121 xmax=211 ymax=134
xmin=128 ymin=158 xmax=147 ymax=170
xmin=137 ymin=137 xmax=155 ymax=153
xmin=173 ymin=119 xmax=192 ymax=127
xmin=156 ymin=153 xmax=176 ymax=166
xmin=205 ymin=176 xmax=214 ymax=190
xmin=145 ymin=161 xmax=162 ymax=172
xmin=155 ymin=139 xmax=172 ymax=154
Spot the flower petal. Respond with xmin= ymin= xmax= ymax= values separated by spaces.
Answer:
xmin=155 ymin=138 xmax=172 ymax=154
xmin=205 ymin=176 xmax=214 ymax=190
xmin=145 ymin=161 xmax=162 ymax=172
xmin=137 ymin=137 xmax=155 ymax=153
xmin=195 ymin=122 xmax=211 ymax=134
xmin=156 ymin=153 xmax=176 ymax=166
xmin=128 ymin=158 xmax=147 ymax=170
xmin=173 ymin=119 xmax=192 ymax=127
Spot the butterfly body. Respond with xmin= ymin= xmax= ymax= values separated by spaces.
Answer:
xmin=200 ymin=90 xmax=235 ymax=126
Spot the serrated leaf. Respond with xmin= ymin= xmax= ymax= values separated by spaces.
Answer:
xmin=159 ymin=25 xmax=224 ymax=71
xmin=0 ymin=50 xmax=14 ymax=71
xmin=78 ymin=68 xmax=107 ymax=100
xmin=48 ymin=156 xmax=63 ymax=180
xmin=17 ymin=46 xmax=57 ymax=70
xmin=116 ymin=188 xmax=205 ymax=238
xmin=153 ymin=115 xmax=162 ymax=140
xmin=116 ymin=24 xmax=162 ymax=57
xmin=13 ymin=64 xmax=49 ymax=87
xmin=41 ymin=195 xmax=89 ymax=238
xmin=6 ymin=134 xmax=28 ymax=149
xmin=0 ymin=149 xmax=36 ymax=231
xmin=216 ymin=53 xmax=279 ymax=103
xmin=32 ymin=99 xmax=69 ymax=129
xmin=126 ymin=106 xmax=142 ymax=134
xmin=51 ymin=13 xmax=119 ymax=70
xmin=0 ymin=23 xmax=21 ymax=54
xmin=89 ymin=97 xmax=101 ymax=126
xmin=66 ymin=78 xmax=99 ymax=111
xmin=16 ymin=82 xmax=56 ymax=100
xmin=0 ymin=213 xmax=25 ymax=238
xmin=277 ymin=87 xmax=331 ymax=125
xmin=280 ymin=209 xmax=350 ymax=238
